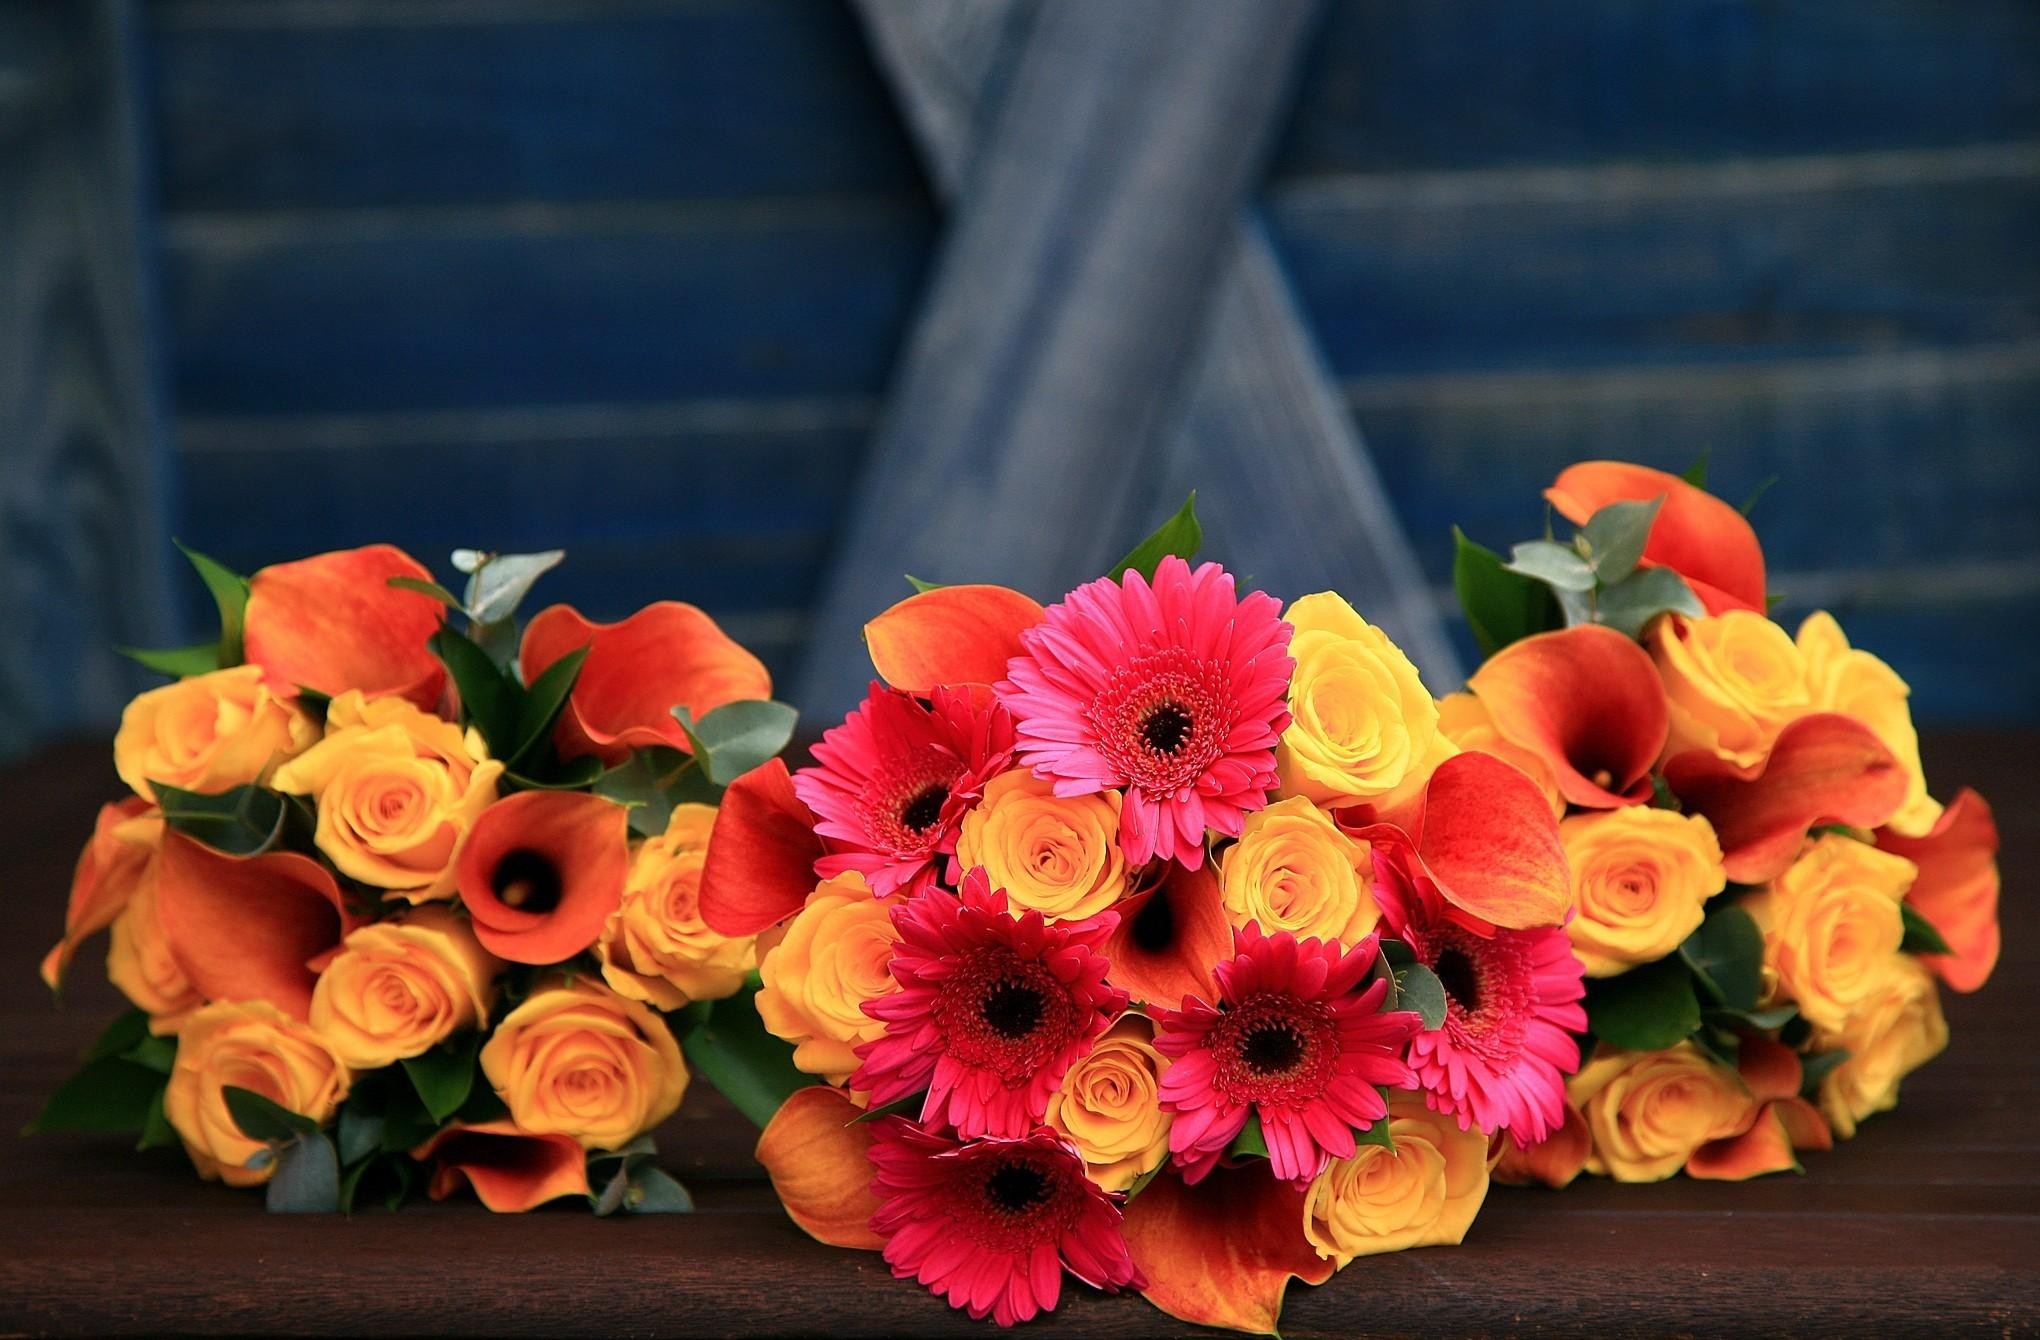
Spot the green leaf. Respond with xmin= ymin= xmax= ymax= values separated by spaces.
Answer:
xmin=673 ymin=699 xmax=799 ymax=787
xmin=1900 ymin=902 xmax=1953 ymax=957
xmin=1585 ymin=956 xmax=1703 ymax=1051
xmin=591 ymin=1161 xmax=630 ymax=1216
xmin=224 ymin=1086 xmax=318 ymax=1142
xmin=1452 ymin=527 xmax=1561 ymax=656
xmin=386 ymin=576 xmax=462 ymax=608
xmin=1355 ymin=1101 xmax=1396 ymax=1152
xmin=1578 ymin=497 xmax=1663 ymax=585
xmin=400 ymin=1033 xmax=480 ymax=1123
xmin=1111 ymin=493 xmax=1202 ymax=583
xmin=903 ymin=574 xmax=944 ymax=594
xmin=848 ymin=1092 xmax=924 ymax=1126
xmin=118 ymin=643 xmax=222 ymax=678
xmin=267 ymin=1133 xmax=341 ymax=1214
xmin=336 ymin=1101 xmax=384 ymax=1167
xmin=123 ymin=1034 xmax=177 ymax=1075
xmin=27 ymin=1056 xmax=164 ymax=1133
xmin=137 ymin=1086 xmax=179 ymax=1151
xmin=1378 ymin=937 xmax=1416 ymax=969
xmin=1394 ymin=962 xmax=1449 ymax=1031
xmin=1226 ymin=1116 xmax=1269 ymax=1161
xmin=595 ymin=746 xmax=697 ymax=838
xmin=1679 ymin=904 xmax=1765 ymax=1012
xmin=1595 ymin=567 xmax=1705 ymax=639
xmin=463 ymin=550 xmax=567 ymax=626
xmin=1692 ymin=1023 xmax=1740 ymax=1070
xmin=1739 ymin=476 xmax=1779 ymax=517
xmin=429 ymin=627 xmax=521 ymax=756
xmin=84 ymin=1008 xmax=152 ymax=1063
xmin=503 ymin=754 xmax=607 ymax=792
xmin=1799 ymin=1048 xmax=1850 ymax=1095
xmin=175 ymin=541 xmax=251 ymax=666
xmin=509 ymin=646 xmax=588 ymax=766
xmin=679 ymin=979 xmax=813 ymax=1129
xmin=154 ymin=782 xmax=288 ymax=858
xmin=1704 ymin=1003 xmax=1798 ymax=1032
xmin=1681 ymin=452 xmax=1710 ymax=488
xmin=623 ymin=1166 xmax=696 ymax=1214
xmin=1504 ymin=539 xmax=1597 ymax=592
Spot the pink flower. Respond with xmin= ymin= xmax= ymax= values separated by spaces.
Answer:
xmin=1372 ymin=844 xmax=1587 ymax=1145
xmin=855 ymin=868 xmax=1127 ymax=1139
xmin=792 ymin=683 xmax=1014 ymax=898
xmin=868 ymin=1120 xmax=1143 ymax=1325
xmin=1151 ymin=923 xmax=1419 ymax=1185
xmin=997 ymin=556 xmax=1293 ymax=869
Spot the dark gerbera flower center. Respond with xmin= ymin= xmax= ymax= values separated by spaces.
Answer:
xmin=1238 ymin=1021 xmax=1308 ymax=1075
xmin=1087 ymin=647 xmax=1236 ymax=797
xmin=1209 ymin=991 xmax=1337 ymax=1106
xmin=939 ymin=949 xmax=1080 ymax=1079
xmin=1141 ymin=703 xmax=1195 ymax=755
xmin=1428 ymin=926 xmax=1534 ymax=1062
xmin=900 ymin=782 xmax=950 ymax=833
xmin=1432 ymin=946 xmax=1481 ymax=1014
xmin=492 ymin=848 xmax=563 ymax=914
xmin=861 ymin=754 xmax=965 ymax=855
xmin=985 ymin=1161 xmax=1050 ymax=1213
xmin=946 ymin=1145 xmax=1084 ymax=1253
xmin=981 ymin=980 xmax=1046 ymax=1039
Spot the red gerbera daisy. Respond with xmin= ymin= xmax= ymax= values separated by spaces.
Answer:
xmin=997 ymin=555 xmax=1294 ymax=869
xmin=869 ymin=1120 xmax=1144 ymax=1326
xmin=855 ymin=868 xmax=1126 ymax=1140
xmin=793 ymin=682 xmax=1014 ymax=897
xmin=1371 ymin=843 xmax=1587 ymax=1144
xmin=1152 ymin=923 xmax=1420 ymax=1185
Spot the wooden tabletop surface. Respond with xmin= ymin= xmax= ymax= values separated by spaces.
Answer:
xmin=1 ymin=734 xmax=2033 ymax=1338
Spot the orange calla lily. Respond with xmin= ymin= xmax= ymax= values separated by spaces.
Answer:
xmin=1688 ymin=1036 xmax=1830 ymax=1180
xmin=862 ymin=584 xmax=1045 ymax=693
xmin=698 ymin=758 xmax=828 ymax=938
xmin=40 ymin=798 xmax=155 ymax=990
xmin=243 ymin=544 xmax=447 ymax=709
xmin=1546 ymin=460 xmax=1767 ymax=613
xmin=1663 ymin=713 xmax=1909 ymax=884
xmin=1877 ymin=788 xmax=2000 ymax=992
xmin=1465 ymin=623 xmax=1670 ymax=809
xmin=412 ymin=1119 xmax=590 ymax=1212
xmin=1687 ymin=1105 xmax=1800 ymax=1180
xmin=154 ymin=833 xmax=354 ymax=1021
xmin=1492 ymin=1098 xmax=1589 ymax=1189
xmin=455 ymin=791 xmax=629 ymax=964
xmin=753 ymin=1084 xmax=883 ymax=1249
xmin=1101 ymin=860 xmax=1232 ymax=1011
xmin=519 ymin=602 xmax=772 ymax=764
xmin=1119 ymin=1162 xmax=1334 ymax=1336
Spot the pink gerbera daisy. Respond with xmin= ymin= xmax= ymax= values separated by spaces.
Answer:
xmin=855 ymin=868 xmax=1127 ymax=1139
xmin=1371 ymin=844 xmax=1587 ymax=1145
xmin=793 ymin=682 xmax=1014 ymax=897
xmin=1151 ymin=923 xmax=1420 ymax=1185
xmin=997 ymin=555 xmax=1293 ymax=869
xmin=869 ymin=1120 xmax=1144 ymax=1326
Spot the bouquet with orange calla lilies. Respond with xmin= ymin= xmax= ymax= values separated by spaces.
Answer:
xmin=33 ymin=542 xmax=802 ymax=1216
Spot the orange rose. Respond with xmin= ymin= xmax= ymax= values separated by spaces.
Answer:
xmin=1649 ymin=611 xmax=1810 ymax=768
xmin=1560 ymin=807 xmax=1726 ymax=976
xmin=480 ymin=978 xmax=686 ymax=1150
xmin=1434 ymin=692 xmax=1563 ymax=818
xmin=309 ymin=905 xmax=499 ymax=1069
xmin=755 ymin=873 xmax=899 ymax=1085
xmin=599 ymin=803 xmax=757 ymax=1010
xmin=1811 ymin=953 xmax=1948 ymax=1139
xmin=242 ymin=544 xmax=448 ymax=709
xmin=955 ymin=768 xmax=1128 ymax=922
xmin=1797 ymin=611 xmax=1939 ymax=838
xmin=113 ymin=665 xmax=316 ymax=803
xmin=1303 ymin=1095 xmax=1490 ymax=1264
xmin=1742 ymin=834 xmax=1912 ymax=1033
xmin=163 ymin=999 xmax=350 ymax=1187
xmin=1571 ymin=1043 xmax=1755 ymax=1182
xmin=1043 ymin=1017 xmax=1172 ymax=1192
xmin=1219 ymin=796 xmax=1377 ymax=945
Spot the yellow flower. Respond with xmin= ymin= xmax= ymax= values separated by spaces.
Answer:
xmin=1043 ymin=1017 xmax=1171 ymax=1192
xmin=1812 ymin=953 xmax=1947 ymax=1139
xmin=1797 ymin=611 xmax=1940 ymax=838
xmin=114 ymin=665 xmax=317 ymax=803
xmin=755 ymin=873 xmax=899 ymax=1084
xmin=1571 ymin=1042 xmax=1754 ymax=1182
xmin=270 ymin=690 xmax=502 ymax=902
xmin=1560 ymin=808 xmax=1726 ymax=976
xmin=163 ymin=999 xmax=350 ymax=1187
xmin=1277 ymin=592 xmax=1452 ymax=809
xmin=599 ymin=803 xmax=757 ymax=1010
xmin=1302 ymin=1094 xmax=1490 ymax=1265
xmin=1743 ymin=834 xmax=1913 ymax=1033
xmin=480 ymin=978 xmax=687 ymax=1151
xmin=1648 ymin=610 xmax=1811 ymax=767
xmin=1219 ymin=796 xmax=1377 ymax=944
xmin=955 ymin=768 xmax=1127 ymax=922
xmin=1434 ymin=691 xmax=1564 ymax=818
xmin=309 ymin=905 xmax=499 ymax=1069
xmin=106 ymin=869 xmax=202 ymax=1032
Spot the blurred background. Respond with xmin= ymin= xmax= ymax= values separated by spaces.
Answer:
xmin=2 ymin=0 xmax=2035 ymax=762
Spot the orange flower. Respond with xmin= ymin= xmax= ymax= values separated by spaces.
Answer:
xmin=1120 ymin=1162 xmax=1334 ymax=1335
xmin=107 ymin=869 xmax=203 ymax=1031
xmin=154 ymin=834 xmax=355 ymax=1022
xmin=863 ymin=584 xmax=1045 ymax=693
xmin=698 ymin=757 xmax=827 ymax=937
xmin=480 ymin=978 xmax=686 ymax=1150
xmin=1101 ymin=860 xmax=1233 ymax=1012
xmin=1876 ymin=788 xmax=1999 ymax=993
xmin=1545 ymin=460 xmax=1767 ymax=614
xmin=412 ymin=1119 xmax=590 ymax=1213
xmin=456 ymin=791 xmax=630 ymax=964
xmin=598 ymin=802 xmax=757 ymax=1010
xmin=1463 ymin=623 xmax=1669 ymax=809
xmin=40 ymin=798 xmax=157 ymax=990
xmin=754 ymin=1085 xmax=884 ymax=1249
xmin=113 ymin=666 xmax=317 ymax=804
xmin=163 ymin=1000 xmax=350 ymax=1187
xmin=242 ymin=544 xmax=448 ymax=709
xmin=1435 ymin=692 xmax=1564 ymax=818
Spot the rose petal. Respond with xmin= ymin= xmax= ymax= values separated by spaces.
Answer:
xmin=754 ymin=1085 xmax=882 ymax=1249
xmin=699 ymin=758 xmax=828 ymax=938
xmin=243 ymin=544 xmax=447 ymax=708
xmin=1467 ymin=624 xmax=1669 ymax=809
xmin=455 ymin=791 xmax=629 ymax=964
xmin=864 ymin=584 xmax=1045 ymax=694
xmin=1546 ymin=460 xmax=1767 ymax=614
xmin=40 ymin=798 xmax=154 ymax=990
xmin=1120 ymin=1163 xmax=1334 ymax=1336
xmin=1102 ymin=861 xmax=1232 ymax=1011
xmin=413 ymin=1119 xmax=590 ymax=1212
xmin=1492 ymin=1099 xmax=1589 ymax=1189
xmin=1687 ymin=1106 xmax=1798 ymax=1180
xmin=1876 ymin=788 xmax=2000 ymax=993
xmin=155 ymin=834 xmax=352 ymax=1021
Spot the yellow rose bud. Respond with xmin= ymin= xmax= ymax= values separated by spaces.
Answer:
xmin=1812 ymin=952 xmax=1947 ymax=1140
xmin=270 ymin=690 xmax=503 ymax=902
xmin=1302 ymin=1094 xmax=1490 ymax=1265
xmin=480 ymin=977 xmax=687 ymax=1151
xmin=1043 ymin=1017 xmax=1172 ymax=1192
xmin=1648 ymin=610 xmax=1811 ymax=768
xmin=163 ymin=999 xmax=350 ymax=1187
xmin=1560 ymin=808 xmax=1726 ymax=977
xmin=114 ymin=665 xmax=317 ymax=804
xmin=309 ymin=905 xmax=499 ymax=1069
xmin=1219 ymin=795 xmax=1377 ymax=944
xmin=1797 ymin=611 xmax=1941 ymax=839
xmin=955 ymin=769 xmax=1128 ymax=922
xmin=107 ymin=870 xmax=202 ymax=1032
xmin=1743 ymin=834 xmax=1914 ymax=1033
xmin=599 ymin=803 xmax=757 ymax=1010
xmin=1435 ymin=691 xmax=1564 ymax=818
xmin=1277 ymin=592 xmax=1453 ymax=809
xmin=1571 ymin=1042 xmax=1754 ymax=1182
xmin=755 ymin=873 xmax=900 ymax=1085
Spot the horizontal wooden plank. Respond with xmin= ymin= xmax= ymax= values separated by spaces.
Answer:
xmin=1276 ymin=0 xmax=2040 ymax=176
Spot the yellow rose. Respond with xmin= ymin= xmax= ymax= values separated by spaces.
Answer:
xmin=1277 ymin=592 xmax=1453 ymax=809
xmin=271 ymin=690 xmax=502 ymax=902
xmin=1043 ymin=1017 xmax=1171 ymax=1191
xmin=756 ymin=873 xmax=900 ymax=1085
xmin=309 ymin=905 xmax=499 ymax=1069
xmin=107 ymin=869 xmax=202 ymax=1032
xmin=1435 ymin=691 xmax=1564 ymax=818
xmin=955 ymin=769 xmax=1127 ymax=921
xmin=1561 ymin=808 xmax=1726 ymax=976
xmin=1302 ymin=1094 xmax=1490 ymax=1265
xmin=1743 ymin=834 xmax=1913 ymax=1033
xmin=1219 ymin=796 xmax=1377 ymax=944
xmin=599 ymin=803 xmax=757 ymax=1010
xmin=1813 ymin=953 xmax=1947 ymax=1139
xmin=1571 ymin=1042 xmax=1754 ymax=1182
xmin=163 ymin=999 xmax=350 ymax=1187
xmin=1797 ymin=611 xmax=1940 ymax=838
xmin=114 ymin=665 xmax=316 ymax=803
xmin=1649 ymin=610 xmax=1810 ymax=767
xmin=480 ymin=977 xmax=687 ymax=1151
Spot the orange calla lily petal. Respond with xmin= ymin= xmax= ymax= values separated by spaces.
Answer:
xmin=1877 ymin=788 xmax=2000 ymax=992
xmin=862 ymin=584 xmax=1045 ymax=693
xmin=40 ymin=798 xmax=154 ymax=990
xmin=155 ymin=834 xmax=352 ymax=1021
xmin=1410 ymin=750 xmax=1573 ymax=930
xmin=1120 ymin=1163 xmax=1334 ymax=1336
xmin=413 ymin=1119 xmax=590 ymax=1212
xmin=1101 ymin=860 xmax=1231 ymax=1011
xmin=1737 ymin=1034 xmax=1804 ymax=1106
xmin=243 ymin=544 xmax=447 ymax=708
xmin=1492 ymin=1098 xmax=1589 ymax=1189
xmin=1663 ymin=713 xmax=1909 ymax=884
xmin=1772 ymin=1095 xmax=1833 ymax=1153
xmin=520 ymin=602 xmax=772 ymax=764
xmin=455 ymin=791 xmax=628 ymax=963
xmin=1688 ymin=1105 xmax=1799 ymax=1180
xmin=1546 ymin=460 xmax=1767 ymax=613
xmin=699 ymin=758 xmax=828 ymax=937
xmin=754 ymin=1084 xmax=882 ymax=1250
xmin=1467 ymin=624 xmax=1669 ymax=809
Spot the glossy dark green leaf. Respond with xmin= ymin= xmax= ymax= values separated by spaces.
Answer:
xmin=267 ymin=1132 xmax=341 ymax=1213
xmin=1900 ymin=902 xmax=1953 ymax=957
xmin=1504 ymin=539 xmax=1597 ymax=592
xmin=1225 ymin=1115 xmax=1269 ymax=1161
xmin=1452 ymin=526 xmax=1561 ymax=657
xmin=1585 ymin=957 xmax=1703 ymax=1051
xmin=1799 ymin=1048 xmax=1850 ymax=1095
xmin=1679 ymin=904 xmax=1766 ymax=1012
xmin=673 ymin=699 xmax=799 ymax=787
xmin=400 ymin=1033 xmax=480 ymax=1123
xmin=591 ymin=1161 xmax=630 ymax=1217
xmin=175 ymin=541 xmax=251 ymax=666
xmin=1703 ymin=1003 xmax=1799 ymax=1032
xmin=224 ymin=1085 xmax=318 ymax=1142
xmin=386 ymin=576 xmax=462 ymax=608
xmin=137 ymin=1086 xmax=179 ymax=1151
xmin=1681 ymin=452 xmax=1709 ymax=488
xmin=509 ymin=645 xmax=588 ymax=766
xmin=1355 ymin=1098 xmax=1396 ymax=1152
xmin=1111 ymin=492 xmax=1202 ymax=582
xmin=903 ymin=574 xmax=944 ymax=594
xmin=429 ymin=627 xmax=520 ymax=756
xmin=1394 ymin=962 xmax=1449 ymax=1031
xmin=1578 ymin=497 xmax=1663 ymax=585
xmin=26 ymin=1056 xmax=163 ymax=1134
xmin=154 ymin=782 xmax=288 ymax=858
xmin=84 ymin=1008 xmax=152 ymax=1063
xmin=1740 ymin=476 xmax=1779 ymax=517
xmin=679 ymin=978 xmax=813 ymax=1129
xmin=123 ymin=1034 xmax=176 ymax=1076
xmin=118 ymin=643 xmax=222 ymax=678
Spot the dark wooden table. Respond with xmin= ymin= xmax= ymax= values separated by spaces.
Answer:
xmin=2 ymin=734 xmax=2033 ymax=1337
